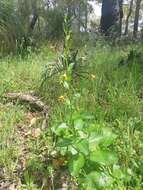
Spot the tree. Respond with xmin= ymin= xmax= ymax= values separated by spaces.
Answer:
xmin=133 ymin=0 xmax=142 ymax=37
xmin=124 ymin=0 xmax=134 ymax=35
xmin=100 ymin=0 xmax=123 ymax=36
xmin=119 ymin=0 xmax=123 ymax=35
xmin=0 ymin=0 xmax=21 ymax=52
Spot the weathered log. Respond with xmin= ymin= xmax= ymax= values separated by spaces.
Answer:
xmin=4 ymin=92 xmax=48 ymax=112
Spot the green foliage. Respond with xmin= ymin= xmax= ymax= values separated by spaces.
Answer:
xmin=46 ymin=30 xmax=118 ymax=189
xmin=45 ymin=8 xmax=64 ymax=40
xmin=41 ymin=15 xmax=79 ymax=85
xmin=1 ymin=43 xmax=143 ymax=189
xmin=46 ymin=43 xmax=143 ymax=189
xmin=53 ymin=118 xmax=118 ymax=189
xmin=0 ymin=103 xmax=25 ymax=178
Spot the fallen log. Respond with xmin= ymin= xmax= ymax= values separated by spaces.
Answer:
xmin=4 ymin=92 xmax=49 ymax=129
xmin=4 ymin=92 xmax=48 ymax=112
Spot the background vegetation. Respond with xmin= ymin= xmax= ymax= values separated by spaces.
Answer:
xmin=0 ymin=0 xmax=143 ymax=190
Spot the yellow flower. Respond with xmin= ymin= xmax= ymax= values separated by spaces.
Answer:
xmin=58 ymin=95 xmax=65 ymax=102
xmin=91 ymin=74 xmax=96 ymax=79
xmin=62 ymin=73 xmax=68 ymax=81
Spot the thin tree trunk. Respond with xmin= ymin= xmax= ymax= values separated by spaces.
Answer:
xmin=22 ymin=1 xmax=38 ymax=49
xmin=124 ymin=0 xmax=134 ymax=35
xmin=78 ymin=3 xmax=81 ymax=33
xmin=85 ymin=0 xmax=88 ymax=32
xmin=133 ymin=0 xmax=142 ymax=37
xmin=28 ymin=12 xmax=38 ymax=34
xmin=119 ymin=0 xmax=123 ymax=35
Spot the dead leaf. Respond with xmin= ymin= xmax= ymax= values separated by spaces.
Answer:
xmin=29 ymin=117 xmax=37 ymax=127
xmin=25 ymin=112 xmax=37 ymax=122
xmin=52 ymin=158 xmax=66 ymax=169
xmin=31 ymin=128 xmax=41 ymax=138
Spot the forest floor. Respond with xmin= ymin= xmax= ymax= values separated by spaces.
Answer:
xmin=0 ymin=47 xmax=55 ymax=189
xmin=0 ymin=44 xmax=143 ymax=189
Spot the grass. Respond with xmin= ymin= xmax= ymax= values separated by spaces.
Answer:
xmin=0 ymin=47 xmax=56 ymax=96
xmin=0 ymin=43 xmax=143 ymax=189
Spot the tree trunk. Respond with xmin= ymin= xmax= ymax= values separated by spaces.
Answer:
xmin=133 ymin=0 xmax=142 ymax=37
xmin=124 ymin=0 xmax=134 ymax=35
xmin=85 ymin=0 xmax=88 ymax=32
xmin=28 ymin=11 xmax=38 ymax=33
xmin=23 ymin=1 xmax=38 ymax=50
xmin=78 ymin=3 xmax=81 ymax=33
xmin=100 ymin=0 xmax=121 ymax=36
xmin=119 ymin=0 xmax=123 ymax=35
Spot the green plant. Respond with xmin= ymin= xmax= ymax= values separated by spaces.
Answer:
xmin=46 ymin=26 xmax=120 ymax=189
xmin=1 ymin=36 xmax=143 ymax=190
xmin=52 ymin=113 xmax=119 ymax=189
xmin=41 ymin=15 xmax=82 ymax=85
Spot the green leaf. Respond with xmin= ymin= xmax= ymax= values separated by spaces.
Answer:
xmin=57 ymin=138 xmax=72 ymax=147
xmin=90 ymin=150 xmax=118 ymax=165
xmin=74 ymin=119 xmax=84 ymax=130
xmin=76 ymin=139 xmax=89 ymax=156
xmin=86 ymin=124 xmax=99 ymax=133
xmin=88 ymin=128 xmax=117 ymax=150
xmin=69 ymin=153 xmax=85 ymax=176
xmin=54 ymin=123 xmax=69 ymax=135
xmin=84 ymin=172 xmax=101 ymax=189
xmin=84 ymin=172 xmax=113 ymax=189
xmin=100 ymin=128 xmax=117 ymax=147
xmin=68 ymin=146 xmax=78 ymax=155
xmin=88 ymin=132 xmax=104 ymax=152
xmin=112 ymin=165 xmax=125 ymax=179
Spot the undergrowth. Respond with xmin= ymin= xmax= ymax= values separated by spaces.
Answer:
xmin=0 ymin=41 xmax=143 ymax=189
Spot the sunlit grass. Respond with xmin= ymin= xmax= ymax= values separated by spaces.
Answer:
xmin=0 ymin=44 xmax=143 ymax=189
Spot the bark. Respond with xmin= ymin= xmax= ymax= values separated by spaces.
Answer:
xmin=78 ymin=2 xmax=81 ymax=33
xmin=85 ymin=0 xmax=88 ymax=32
xmin=28 ymin=11 xmax=38 ymax=33
xmin=100 ymin=0 xmax=121 ymax=35
xmin=133 ymin=0 xmax=142 ymax=37
xmin=119 ymin=0 xmax=123 ymax=35
xmin=23 ymin=2 xmax=38 ymax=49
xmin=124 ymin=0 xmax=134 ymax=35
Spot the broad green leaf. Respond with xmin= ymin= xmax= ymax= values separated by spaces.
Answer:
xmin=86 ymin=124 xmax=99 ymax=133
xmin=57 ymin=138 xmax=72 ymax=147
xmin=69 ymin=153 xmax=85 ymax=176
xmin=89 ymin=132 xmax=103 ymax=144
xmin=89 ymin=132 xmax=103 ymax=152
xmin=74 ymin=119 xmax=84 ymax=130
xmin=83 ymin=172 xmax=101 ymax=189
xmin=76 ymin=139 xmax=89 ymax=155
xmin=88 ymin=128 xmax=117 ymax=150
xmin=68 ymin=146 xmax=78 ymax=155
xmin=54 ymin=123 xmax=69 ymax=135
xmin=90 ymin=150 xmax=118 ymax=165
xmin=84 ymin=172 xmax=113 ymax=190
xmin=100 ymin=128 xmax=117 ymax=147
